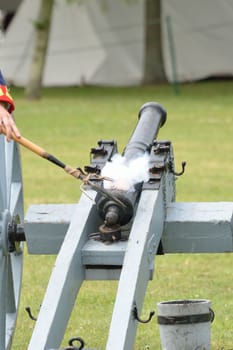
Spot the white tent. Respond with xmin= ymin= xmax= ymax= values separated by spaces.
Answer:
xmin=1 ymin=0 xmax=233 ymax=86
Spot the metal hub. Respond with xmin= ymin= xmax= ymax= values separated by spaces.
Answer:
xmin=0 ymin=209 xmax=11 ymax=254
xmin=0 ymin=210 xmax=25 ymax=254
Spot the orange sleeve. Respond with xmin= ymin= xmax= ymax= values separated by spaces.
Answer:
xmin=0 ymin=85 xmax=15 ymax=113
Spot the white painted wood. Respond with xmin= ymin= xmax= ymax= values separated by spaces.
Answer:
xmin=27 ymin=191 xmax=100 ymax=350
xmin=24 ymin=204 xmax=76 ymax=254
xmin=82 ymin=239 xmax=126 ymax=266
xmin=25 ymin=201 xmax=233 ymax=255
xmin=106 ymin=188 xmax=165 ymax=350
xmin=163 ymin=202 xmax=233 ymax=253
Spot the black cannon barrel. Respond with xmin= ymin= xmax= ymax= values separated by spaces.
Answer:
xmin=96 ymin=102 xmax=167 ymax=241
xmin=123 ymin=102 xmax=167 ymax=162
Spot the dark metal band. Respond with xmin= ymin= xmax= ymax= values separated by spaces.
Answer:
xmin=157 ymin=309 xmax=214 ymax=325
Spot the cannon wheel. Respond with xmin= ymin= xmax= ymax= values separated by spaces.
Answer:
xmin=0 ymin=135 xmax=24 ymax=350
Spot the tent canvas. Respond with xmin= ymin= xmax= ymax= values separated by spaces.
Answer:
xmin=163 ymin=0 xmax=233 ymax=82
xmin=1 ymin=0 xmax=233 ymax=86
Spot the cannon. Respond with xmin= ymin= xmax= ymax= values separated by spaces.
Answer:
xmin=0 ymin=102 xmax=232 ymax=350
xmin=95 ymin=102 xmax=167 ymax=242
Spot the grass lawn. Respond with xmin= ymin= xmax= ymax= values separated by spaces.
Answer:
xmin=11 ymin=81 xmax=233 ymax=349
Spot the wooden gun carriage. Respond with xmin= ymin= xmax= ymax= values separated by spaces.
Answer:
xmin=0 ymin=102 xmax=232 ymax=350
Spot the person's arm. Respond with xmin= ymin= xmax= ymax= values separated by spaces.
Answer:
xmin=0 ymin=70 xmax=20 ymax=140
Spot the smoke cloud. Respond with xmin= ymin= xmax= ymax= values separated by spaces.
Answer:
xmin=101 ymin=153 xmax=150 ymax=192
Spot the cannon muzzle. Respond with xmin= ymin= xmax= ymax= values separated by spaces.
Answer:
xmin=123 ymin=102 xmax=167 ymax=161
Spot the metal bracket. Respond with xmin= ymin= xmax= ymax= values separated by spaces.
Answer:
xmin=143 ymin=140 xmax=172 ymax=190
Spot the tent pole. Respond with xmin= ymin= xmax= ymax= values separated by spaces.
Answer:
xmin=165 ymin=15 xmax=180 ymax=95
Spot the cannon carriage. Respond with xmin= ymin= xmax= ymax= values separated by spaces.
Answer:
xmin=0 ymin=102 xmax=232 ymax=350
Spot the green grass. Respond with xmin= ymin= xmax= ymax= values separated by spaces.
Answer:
xmin=11 ymin=81 xmax=233 ymax=349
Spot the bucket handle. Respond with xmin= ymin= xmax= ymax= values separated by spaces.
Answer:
xmin=209 ymin=307 xmax=215 ymax=323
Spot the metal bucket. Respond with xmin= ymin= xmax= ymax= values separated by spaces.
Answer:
xmin=157 ymin=299 xmax=214 ymax=350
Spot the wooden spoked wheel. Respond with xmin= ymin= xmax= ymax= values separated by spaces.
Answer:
xmin=0 ymin=135 xmax=24 ymax=350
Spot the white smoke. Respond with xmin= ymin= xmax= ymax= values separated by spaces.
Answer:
xmin=101 ymin=153 xmax=150 ymax=192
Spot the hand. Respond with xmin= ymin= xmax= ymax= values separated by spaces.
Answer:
xmin=0 ymin=103 xmax=21 ymax=141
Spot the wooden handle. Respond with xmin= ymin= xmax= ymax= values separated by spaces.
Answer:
xmin=1 ymin=126 xmax=47 ymax=158
xmin=1 ymin=127 xmax=82 ymax=180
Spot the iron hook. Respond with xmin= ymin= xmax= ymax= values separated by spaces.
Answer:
xmin=68 ymin=337 xmax=85 ymax=350
xmin=172 ymin=161 xmax=186 ymax=176
xmin=25 ymin=306 xmax=37 ymax=321
xmin=133 ymin=305 xmax=155 ymax=324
